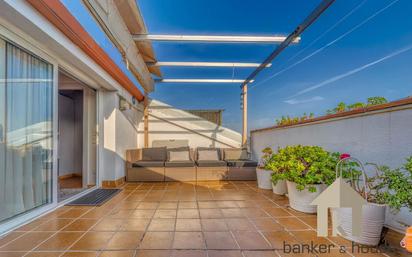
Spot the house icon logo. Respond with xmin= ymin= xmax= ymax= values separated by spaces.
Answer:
xmin=311 ymin=177 xmax=367 ymax=237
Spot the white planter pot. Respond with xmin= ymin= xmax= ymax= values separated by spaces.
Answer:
xmin=272 ymin=180 xmax=287 ymax=195
xmin=333 ymin=203 xmax=386 ymax=246
xmin=286 ymin=181 xmax=326 ymax=213
xmin=256 ymin=168 xmax=272 ymax=190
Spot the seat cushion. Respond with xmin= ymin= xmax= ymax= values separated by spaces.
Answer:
xmin=165 ymin=161 xmax=195 ymax=167
xmin=226 ymin=160 xmax=258 ymax=167
xmin=142 ymin=147 xmax=167 ymax=161
xmin=223 ymin=148 xmax=248 ymax=161
xmin=196 ymin=160 xmax=227 ymax=167
xmin=197 ymin=147 xmax=221 ymax=161
xmin=167 ymin=146 xmax=191 ymax=161
xmin=132 ymin=161 xmax=165 ymax=167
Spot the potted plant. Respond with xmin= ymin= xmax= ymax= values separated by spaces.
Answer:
xmin=335 ymin=156 xmax=412 ymax=246
xmin=256 ymin=147 xmax=273 ymax=189
xmin=275 ymin=145 xmax=341 ymax=213
xmin=265 ymin=150 xmax=287 ymax=195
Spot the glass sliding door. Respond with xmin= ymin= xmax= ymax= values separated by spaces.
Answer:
xmin=0 ymin=40 xmax=54 ymax=222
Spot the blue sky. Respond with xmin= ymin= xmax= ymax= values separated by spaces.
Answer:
xmin=62 ymin=0 xmax=412 ymax=132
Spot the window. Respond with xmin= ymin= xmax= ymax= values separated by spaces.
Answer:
xmin=0 ymin=39 xmax=53 ymax=222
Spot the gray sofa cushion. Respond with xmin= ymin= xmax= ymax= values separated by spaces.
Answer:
xmin=223 ymin=148 xmax=249 ymax=161
xmin=197 ymin=147 xmax=221 ymax=161
xmin=165 ymin=161 xmax=195 ymax=167
xmin=133 ymin=161 xmax=165 ymax=167
xmin=142 ymin=147 xmax=167 ymax=161
xmin=167 ymin=146 xmax=191 ymax=161
xmin=196 ymin=160 xmax=227 ymax=167
xmin=226 ymin=160 xmax=258 ymax=167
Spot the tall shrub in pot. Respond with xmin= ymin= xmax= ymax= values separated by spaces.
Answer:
xmin=336 ymin=156 xmax=412 ymax=246
xmin=256 ymin=147 xmax=273 ymax=189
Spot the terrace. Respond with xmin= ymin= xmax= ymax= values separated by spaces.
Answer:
xmin=0 ymin=0 xmax=411 ymax=257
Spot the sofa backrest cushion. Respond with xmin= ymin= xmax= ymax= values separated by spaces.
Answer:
xmin=167 ymin=146 xmax=191 ymax=161
xmin=224 ymin=148 xmax=249 ymax=160
xmin=142 ymin=147 xmax=167 ymax=161
xmin=197 ymin=147 xmax=220 ymax=161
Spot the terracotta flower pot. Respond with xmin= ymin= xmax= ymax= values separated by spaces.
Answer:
xmin=286 ymin=181 xmax=326 ymax=213
xmin=256 ymin=168 xmax=272 ymax=190
xmin=333 ymin=203 xmax=386 ymax=246
xmin=272 ymin=179 xmax=287 ymax=195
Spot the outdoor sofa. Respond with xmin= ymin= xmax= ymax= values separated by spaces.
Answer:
xmin=126 ymin=146 xmax=257 ymax=182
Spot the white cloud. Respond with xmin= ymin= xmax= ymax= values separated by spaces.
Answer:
xmin=284 ymin=96 xmax=324 ymax=105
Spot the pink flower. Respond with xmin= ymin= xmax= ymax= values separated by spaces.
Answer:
xmin=340 ymin=153 xmax=351 ymax=160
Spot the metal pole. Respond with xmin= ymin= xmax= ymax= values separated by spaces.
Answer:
xmin=242 ymin=84 xmax=248 ymax=147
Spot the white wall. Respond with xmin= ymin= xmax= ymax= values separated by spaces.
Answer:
xmin=99 ymin=92 xmax=142 ymax=182
xmin=250 ymin=105 xmax=412 ymax=232
xmin=137 ymin=100 xmax=242 ymax=149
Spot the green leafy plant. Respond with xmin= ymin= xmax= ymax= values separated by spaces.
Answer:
xmin=367 ymin=96 xmax=387 ymax=106
xmin=276 ymin=113 xmax=315 ymax=126
xmin=348 ymin=102 xmax=365 ymax=110
xmin=363 ymin=157 xmax=412 ymax=212
xmin=265 ymin=145 xmax=359 ymax=192
xmin=334 ymin=102 xmax=347 ymax=113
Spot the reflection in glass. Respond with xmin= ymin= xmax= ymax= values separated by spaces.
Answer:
xmin=0 ymin=41 xmax=53 ymax=222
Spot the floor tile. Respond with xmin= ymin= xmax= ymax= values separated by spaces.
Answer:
xmin=200 ymin=219 xmax=228 ymax=231
xmin=243 ymin=250 xmax=278 ymax=257
xmin=276 ymin=217 xmax=310 ymax=230
xmin=175 ymin=219 xmax=201 ymax=231
xmin=92 ymin=219 xmax=123 ymax=231
xmin=178 ymin=202 xmax=197 ymax=209
xmin=140 ymin=232 xmax=174 ymax=249
xmin=171 ymin=250 xmax=207 ymax=257
xmin=120 ymin=219 xmax=151 ymax=231
xmin=61 ymin=252 xmax=98 ymax=257
xmin=225 ymin=218 xmax=256 ymax=231
xmin=35 ymin=232 xmax=83 ymax=251
xmin=173 ymin=232 xmax=205 ymax=249
xmin=0 ymin=232 xmax=25 ymax=247
xmin=100 ymin=250 xmax=136 ymax=257
xmin=131 ymin=210 xmax=155 ymax=219
xmin=25 ymin=252 xmax=62 ymax=257
xmin=262 ymin=231 xmax=299 ymax=249
xmin=105 ymin=232 xmax=144 ymax=250
xmin=62 ymin=219 xmax=98 ymax=231
xmin=232 ymin=231 xmax=272 ymax=250
xmin=251 ymin=218 xmax=284 ymax=231
xmin=70 ymin=232 xmax=114 ymax=250
xmin=177 ymin=209 xmax=199 ymax=219
xmin=199 ymin=209 xmax=223 ymax=219
xmin=203 ymin=232 xmax=238 ymax=249
xmin=207 ymin=250 xmax=242 ymax=257
xmin=34 ymin=219 xmax=74 ymax=231
xmin=135 ymin=250 xmax=171 ymax=257
xmin=154 ymin=210 xmax=177 ymax=219
xmin=0 ymin=232 xmax=54 ymax=251
xmin=158 ymin=202 xmax=178 ymax=209
xmin=148 ymin=219 xmax=176 ymax=231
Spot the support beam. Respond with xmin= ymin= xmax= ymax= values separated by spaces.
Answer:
xmin=155 ymin=79 xmax=254 ymax=83
xmin=148 ymin=62 xmax=272 ymax=68
xmin=242 ymin=84 xmax=248 ymax=147
xmin=143 ymin=93 xmax=149 ymax=148
xmin=133 ymin=34 xmax=300 ymax=43
xmin=242 ymin=0 xmax=335 ymax=87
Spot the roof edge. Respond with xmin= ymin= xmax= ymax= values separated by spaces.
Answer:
xmin=251 ymin=97 xmax=412 ymax=133
xmin=26 ymin=0 xmax=144 ymax=102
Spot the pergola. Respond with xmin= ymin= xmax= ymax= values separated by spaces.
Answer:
xmin=82 ymin=0 xmax=335 ymax=147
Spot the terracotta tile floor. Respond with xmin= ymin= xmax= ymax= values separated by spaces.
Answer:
xmin=0 ymin=181 xmax=396 ymax=257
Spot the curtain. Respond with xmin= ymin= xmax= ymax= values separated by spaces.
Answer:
xmin=0 ymin=42 xmax=53 ymax=222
